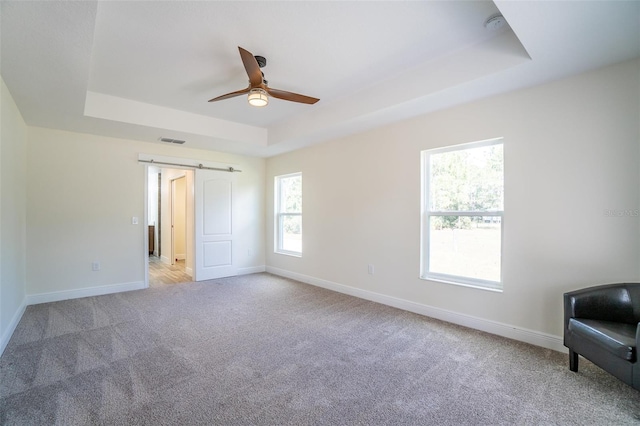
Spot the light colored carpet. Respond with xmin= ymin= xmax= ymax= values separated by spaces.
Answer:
xmin=1 ymin=273 xmax=639 ymax=425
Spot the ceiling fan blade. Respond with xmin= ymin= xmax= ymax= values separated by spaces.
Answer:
xmin=208 ymin=87 xmax=250 ymax=102
xmin=266 ymin=87 xmax=320 ymax=105
xmin=238 ymin=46 xmax=263 ymax=87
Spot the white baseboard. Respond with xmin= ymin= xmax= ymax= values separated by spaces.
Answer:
xmin=266 ymin=266 xmax=566 ymax=353
xmin=175 ymin=254 xmax=186 ymax=261
xmin=160 ymin=255 xmax=171 ymax=265
xmin=186 ymin=266 xmax=193 ymax=276
xmin=26 ymin=281 xmax=146 ymax=305
xmin=0 ymin=297 xmax=27 ymax=357
xmin=238 ymin=265 xmax=266 ymax=275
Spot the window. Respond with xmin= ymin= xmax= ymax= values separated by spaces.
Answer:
xmin=421 ymin=138 xmax=504 ymax=291
xmin=275 ymin=173 xmax=302 ymax=256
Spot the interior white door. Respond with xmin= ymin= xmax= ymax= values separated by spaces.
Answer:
xmin=194 ymin=169 xmax=237 ymax=281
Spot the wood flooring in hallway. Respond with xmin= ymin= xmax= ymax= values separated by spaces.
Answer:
xmin=149 ymin=255 xmax=192 ymax=286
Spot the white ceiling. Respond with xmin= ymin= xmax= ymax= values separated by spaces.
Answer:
xmin=2 ymin=1 xmax=639 ymax=157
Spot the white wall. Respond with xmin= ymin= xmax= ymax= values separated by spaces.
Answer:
xmin=26 ymin=128 xmax=265 ymax=299
xmin=265 ymin=59 xmax=640 ymax=345
xmin=0 ymin=77 xmax=28 ymax=355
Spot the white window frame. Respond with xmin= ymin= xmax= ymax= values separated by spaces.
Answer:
xmin=275 ymin=172 xmax=302 ymax=257
xmin=420 ymin=138 xmax=504 ymax=291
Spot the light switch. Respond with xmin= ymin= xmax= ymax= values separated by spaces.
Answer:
xmin=132 ymin=217 xmax=139 ymax=225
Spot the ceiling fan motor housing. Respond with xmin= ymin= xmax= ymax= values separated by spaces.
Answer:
xmin=254 ymin=55 xmax=267 ymax=68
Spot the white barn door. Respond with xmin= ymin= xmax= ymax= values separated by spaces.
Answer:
xmin=194 ymin=169 xmax=237 ymax=281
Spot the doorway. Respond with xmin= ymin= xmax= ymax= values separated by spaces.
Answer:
xmin=142 ymin=155 xmax=239 ymax=287
xmin=146 ymin=167 xmax=193 ymax=285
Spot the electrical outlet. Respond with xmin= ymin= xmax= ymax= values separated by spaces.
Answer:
xmin=92 ymin=261 xmax=100 ymax=271
xmin=368 ymin=264 xmax=375 ymax=275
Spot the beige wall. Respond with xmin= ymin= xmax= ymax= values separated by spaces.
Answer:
xmin=0 ymin=77 xmax=28 ymax=353
xmin=266 ymin=59 xmax=640 ymax=339
xmin=26 ymin=128 xmax=266 ymax=295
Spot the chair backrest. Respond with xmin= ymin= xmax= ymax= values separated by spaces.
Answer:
xmin=626 ymin=284 xmax=640 ymax=323
xmin=566 ymin=283 xmax=640 ymax=325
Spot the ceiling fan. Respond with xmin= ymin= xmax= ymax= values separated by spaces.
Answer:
xmin=208 ymin=46 xmax=320 ymax=107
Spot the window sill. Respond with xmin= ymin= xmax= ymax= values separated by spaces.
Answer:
xmin=275 ymin=250 xmax=302 ymax=258
xmin=420 ymin=275 xmax=503 ymax=293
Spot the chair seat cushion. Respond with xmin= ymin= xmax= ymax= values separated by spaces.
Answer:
xmin=568 ymin=318 xmax=636 ymax=361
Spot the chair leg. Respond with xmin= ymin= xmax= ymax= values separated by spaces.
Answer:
xmin=569 ymin=349 xmax=579 ymax=372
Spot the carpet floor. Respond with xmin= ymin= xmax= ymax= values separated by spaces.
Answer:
xmin=1 ymin=273 xmax=639 ymax=425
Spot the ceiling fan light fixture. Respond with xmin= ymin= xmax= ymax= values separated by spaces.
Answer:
xmin=248 ymin=88 xmax=268 ymax=107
